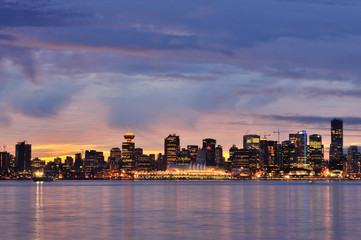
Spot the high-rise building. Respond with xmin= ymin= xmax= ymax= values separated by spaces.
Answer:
xmin=260 ymin=139 xmax=278 ymax=167
xmin=122 ymin=130 xmax=136 ymax=170
xmin=195 ymin=148 xmax=206 ymax=165
xmin=164 ymin=134 xmax=180 ymax=166
xmin=329 ymin=119 xmax=343 ymax=171
xmin=84 ymin=150 xmax=104 ymax=166
xmin=203 ymin=138 xmax=216 ymax=166
xmin=228 ymin=144 xmax=239 ymax=163
xmin=308 ymin=134 xmax=324 ymax=174
xmin=0 ymin=151 xmax=11 ymax=175
xmin=231 ymin=149 xmax=259 ymax=174
xmin=289 ymin=130 xmax=307 ymax=167
xmin=215 ymin=145 xmax=224 ymax=166
xmin=137 ymin=154 xmax=153 ymax=171
xmin=31 ymin=157 xmax=45 ymax=171
xmin=177 ymin=148 xmax=191 ymax=165
xmin=187 ymin=145 xmax=198 ymax=164
xmin=347 ymin=146 xmax=359 ymax=175
xmin=65 ymin=156 xmax=74 ymax=167
xmin=74 ymin=153 xmax=83 ymax=169
xmin=109 ymin=148 xmax=122 ymax=171
xmin=243 ymin=135 xmax=260 ymax=150
xmin=15 ymin=141 xmax=31 ymax=172
xmin=281 ymin=140 xmax=296 ymax=169
xmin=267 ymin=140 xmax=278 ymax=166
xmin=110 ymin=148 xmax=122 ymax=159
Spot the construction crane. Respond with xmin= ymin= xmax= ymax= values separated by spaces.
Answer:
xmin=262 ymin=133 xmax=271 ymax=139
xmin=273 ymin=130 xmax=281 ymax=144
xmin=2 ymin=145 xmax=12 ymax=152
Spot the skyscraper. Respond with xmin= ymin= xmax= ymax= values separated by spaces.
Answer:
xmin=308 ymin=134 xmax=324 ymax=174
xmin=346 ymin=146 xmax=359 ymax=175
xmin=122 ymin=130 xmax=136 ymax=170
xmin=329 ymin=119 xmax=343 ymax=172
xmin=203 ymin=138 xmax=216 ymax=166
xmin=215 ymin=145 xmax=224 ymax=166
xmin=15 ymin=141 xmax=31 ymax=172
xmin=281 ymin=140 xmax=296 ymax=169
xmin=0 ymin=151 xmax=11 ymax=175
xmin=289 ymin=130 xmax=307 ymax=167
xmin=243 ymin=135 xmax=260 ymax=150
xmin=164 ymin=134 xmax=180 ymax=166
xmin=74 ymin=153 xmax=83 ymax=169
xmin=187 ymin=145 xmax=198 ymax=164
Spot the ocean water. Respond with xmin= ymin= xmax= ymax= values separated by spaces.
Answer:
xmin=1 ymin=180 xmax=361 ymax=240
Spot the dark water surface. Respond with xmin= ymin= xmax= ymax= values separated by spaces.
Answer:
xmin=1 ymin=180 xmax=361 ymax=240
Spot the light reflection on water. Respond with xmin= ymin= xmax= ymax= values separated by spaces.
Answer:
xmin=1 ymin=181 xmax=361 ymax=240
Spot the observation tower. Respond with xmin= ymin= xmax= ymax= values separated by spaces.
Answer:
xmin=124 ymin=128 xmax=135 ymax=143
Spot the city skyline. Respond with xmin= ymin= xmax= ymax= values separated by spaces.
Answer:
xmin=1 ymin=1 xmax=361 ymax=161
xmin=0 ymin=118 xmax=357 ymax=163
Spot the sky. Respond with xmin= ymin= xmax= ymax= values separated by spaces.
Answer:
xmin=1 ymin=0 xmax=361 ymax=161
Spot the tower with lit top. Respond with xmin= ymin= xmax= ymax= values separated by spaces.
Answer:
xmin=121 ymin=129 xmax=136 ymax=170
xmin=124 ymin=129 xmax=135 ymax=143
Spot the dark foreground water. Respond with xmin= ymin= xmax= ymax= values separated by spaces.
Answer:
xmin=1 ymin=180 xmax=361 ymax=240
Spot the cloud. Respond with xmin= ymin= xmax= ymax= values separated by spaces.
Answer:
xmin=0 ymin=45 xmax=42 ymax=83
xmin=0 ymin=113 xmax=11 ymax=127
xmin=0 ymin=34 xmax=14 ymax=41
xmin=9 ymin=81 xmax=83 ymax=118
xmin=256 ymin=114 xmax=361 ymax=125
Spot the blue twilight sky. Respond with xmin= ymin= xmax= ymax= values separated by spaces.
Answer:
xmin=0 ymin=0 xmax=361 ymax=160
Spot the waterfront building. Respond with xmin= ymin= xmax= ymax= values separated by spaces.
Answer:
xmin=110 ymin=148 xmax=122 ymax=159
xmin=15 ymin=141 xmax=31 ymax=172
xmin=65 ymin=156 xmax=74 ymax=167
xmin=308 ymin=134 xmax=324 ymax=174
xmin=177 ymin=148 xmax=192 ymax=165
xmin=196 ymin=148 xmax=206 ymax=165
xmin=231 ymin=149 xmax=259 ymax=175
xmin=164 ymin=134 xmax=180 ymax=166
xmin=31 ymin=157 xmax=45 ymax=171
xmin=122 ymin=130 xmax=136 ymax=170
xmin=54 ymin=157 xmax=62 ymax=165
xmin=0 ymin=151 xmax=11 ymax=175
xmin=260 ymin=140 xmax=278 ymax=167
xmin=137 ymin=154 xmax=153 ymax=171
xmin=84 ymin=150 xmax=105 ymax=168
xmin=157 ymin=153 xmax=167 ymax=171
xmin=109 ymin=148 xmax=122 ymax=172
xmin=187 ymin=145 xmax=198 ymax=163
xmin=203 ymin=138 xmax=216 ymax=166
xmin=228 ymin=144 xmax=238 ymax=163
xmin=134 ymin=148 xmax=144 ymax=167
xmin=281 ymin=140 xmax=296 ymax=169
xmin=347 ymin=146 xmax=360 ymax=175
xmin=243 ymin=135 xmax=260 ymax=150
xmin=289 ymin=131 xmax=307 ymax=168
xmin=74 ymin=153 xmax=83 ymax=169
xmin=215 ymin=145 xmax=224 ymax=166
xmin=133 ymin=166 xmax=231 ymax=180
xmin=329 ymin=119 xmax=344 ymax=172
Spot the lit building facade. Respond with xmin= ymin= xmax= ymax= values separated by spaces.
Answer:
xmin=289 ymin=130 xmax=307 ymax=168
xmin=0 ymin=151 xmax=11 ymax=175
xmin=308 ymin=134 xmax=324 ymax=174
xmin=347 ymin=146 xmax=359 ymax=175
xmin=243 ymin=135 xmax=260 ymax=150
xmin=281 ymin=140 xmax=296 ymax=169
xmin=122 ymin=130 xmax=136 ymax=170
xmin=164 ymin=134 xmax=180 ymax=166
xmin=329 ymin=119 xmax=343 ymax=171
xmin=203 ymin=138 xmax=216 ymax=166
xmin=187 ymin=145 xmax=198 ymax=164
